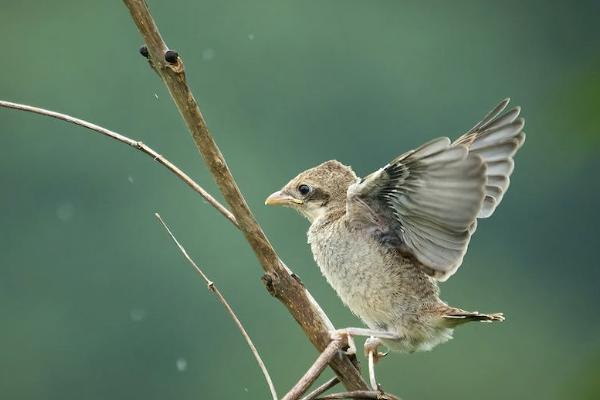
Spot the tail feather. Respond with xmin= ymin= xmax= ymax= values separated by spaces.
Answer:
xmin=443 ymin=309 xmax=505 ymax=327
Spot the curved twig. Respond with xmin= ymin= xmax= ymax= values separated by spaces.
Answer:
xmin=155 ymin=213 xmax=277 ymax=400
xmin=0 ymin=100 xmax=238 ymax=228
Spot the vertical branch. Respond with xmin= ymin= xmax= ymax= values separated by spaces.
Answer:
xmin=124 ymin=0 xmax=278 ymax=269
xmin=122 ymin=0 xmax=367 ymax=391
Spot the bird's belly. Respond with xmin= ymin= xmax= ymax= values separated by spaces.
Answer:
xmin=308 ymin=221 xmax=451 ymax=353
xmin=309 ymin=227 xmax=402 ymax=326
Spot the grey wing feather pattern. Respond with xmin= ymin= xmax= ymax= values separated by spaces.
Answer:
xmin=455 ymin=98 xmax=526 ymax=217
xmin=347 ymin=99 xmax=525 ymax=281
xmin=348 ymin=138 xmax=486 ymax=281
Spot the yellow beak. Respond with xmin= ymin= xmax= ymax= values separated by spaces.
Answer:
xmin=265 ymin=190 xmax=303 ymax=206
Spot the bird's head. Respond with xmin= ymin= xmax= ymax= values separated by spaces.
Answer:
xmin=265 ymin=160 xmax=357 ymax=222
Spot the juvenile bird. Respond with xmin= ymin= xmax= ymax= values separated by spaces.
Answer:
xmin=265 ymin=99 xmax=525 ymax=377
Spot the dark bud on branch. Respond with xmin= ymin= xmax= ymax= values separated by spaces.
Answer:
xmin=139 ymin=45 xmax=149 ymax=58
xmin=261 ymin=273 xmax=276 ymax=296
xmin=164 ymin=50 xmax=179 ymax=64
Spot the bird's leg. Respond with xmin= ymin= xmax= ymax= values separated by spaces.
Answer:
xmin=365 ymin=336 xmax=387 ymax=390
xmin=364 ymin=336 xmax=388 ymax=362
xmin=331 ymin=328 xmax=399 ymax=390
xmin=330 ymin=327 xmax=400 ymax=356
xmin=330 ymin=329 xmax=357 ymax=355
xmin=332 ymin=327 xmax=400 ymax=340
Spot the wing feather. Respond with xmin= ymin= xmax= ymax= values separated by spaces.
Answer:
xmin=456 ymin=100 xmax=525 ymax=217
xmin=348 ymin=138 xmax=486 ymax=280
xmin=347 ymin=99 xmax=526 ymax=281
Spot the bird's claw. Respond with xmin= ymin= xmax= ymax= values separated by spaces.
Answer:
xmin=364 ymin=337 xmax=388 ymax=364
xmin=330 ymin=329 xmax=357 ymax=355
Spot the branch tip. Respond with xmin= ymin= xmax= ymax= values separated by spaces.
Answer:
xmin=0 ymin=100 xmax=238 ymax=227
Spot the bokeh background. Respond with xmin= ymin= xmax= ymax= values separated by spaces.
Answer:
xmin=1 ymin=1 xmax=599 ymax=399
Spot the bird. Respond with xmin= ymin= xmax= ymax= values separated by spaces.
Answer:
xmin=265 ymin=98 xmax=525 ymax=386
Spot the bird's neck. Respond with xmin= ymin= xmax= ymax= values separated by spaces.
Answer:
xmin=309 ymin=204 xmax=346 ymax=226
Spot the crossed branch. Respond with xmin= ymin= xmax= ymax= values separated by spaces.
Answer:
xmin=1 ymin=1 xmax=404 ymax=399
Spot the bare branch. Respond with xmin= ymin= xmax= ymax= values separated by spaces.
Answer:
xmin=282 ymin=340 xmax=345 ymax=400
xmin=316 ymin=391 xmax=401 ymax=400
xmin=0 ymin=100 xmax=238 ymax=228
xmin=122 ymin=0 xmax=367 ymax=390
xmin=302 ymin=378 xmax=340 ymax=400
xmin=155 ymin=213 xmax=277 ymax=400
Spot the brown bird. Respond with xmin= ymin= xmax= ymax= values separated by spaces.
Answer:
xmin=265 ymin=99 xmax=525 ymax=387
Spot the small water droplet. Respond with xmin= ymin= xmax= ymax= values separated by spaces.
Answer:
xmin=129 ymin=308 xmax=146 ymax=322
xmin=56 ymin=202 xmax=75 ymax=222
xmin=247 ymin=34 xmax=255 ymax=40
xmin=176 ymin=357 xmax=187 ymax=372
xmin=202 ymin=48 xmax=215 ymax=61
xmin=127 ymin=175 xmax=134 ymax=184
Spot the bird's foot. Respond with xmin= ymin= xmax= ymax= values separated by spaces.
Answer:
xmin=331 ymin=327 xmax=400 ymax=358
xmin=365 ymin=336 xmax=387 ymax=390
xmin=330 ymin=329 xmax=357 ymax=355
xmin=364 ymin=336 xmax=388 ymax=363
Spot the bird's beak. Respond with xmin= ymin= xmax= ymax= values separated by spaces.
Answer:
xmin=265 ymin=190 xmax=303 ymax=206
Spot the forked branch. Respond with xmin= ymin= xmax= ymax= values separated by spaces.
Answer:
xmin=2 ymin=1 xmax=371 ymax=395
xmin=122 ymin=0 xmax=367 ymax=391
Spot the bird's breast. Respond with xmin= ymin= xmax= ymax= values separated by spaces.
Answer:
xmin=307 ymin=217 xmax=411 ymax=325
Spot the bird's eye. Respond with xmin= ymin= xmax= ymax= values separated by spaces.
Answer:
xmin=298 ymin=184 xmax=311 ymax=196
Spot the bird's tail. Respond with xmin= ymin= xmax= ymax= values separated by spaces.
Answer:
xmin=442 ymin=308 xmax=505 ymax=327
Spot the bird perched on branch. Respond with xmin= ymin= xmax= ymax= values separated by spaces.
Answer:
xmin=265 ymin=99 xmax=524 ymax=374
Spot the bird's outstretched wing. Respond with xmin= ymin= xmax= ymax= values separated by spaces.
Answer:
xmin=454 ymin=98 xmax=526 ymax=217
xmin=347 ymin=99 xmax=525 ymax=281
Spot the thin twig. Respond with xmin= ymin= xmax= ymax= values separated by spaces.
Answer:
xmin=155 ymin=213 xmax=277 ymax=400
xmin=282 ymin=340 xmax=346 ymax=400
xmin=0 ymin=100 xmax=238 ymax=228
xmin=316 ymin=391 xmax=401 ymax=400
xmin=301 ymin=377 xmax=340 ymax=400
xmin=122 ymin=0 xmax=367 ymax=390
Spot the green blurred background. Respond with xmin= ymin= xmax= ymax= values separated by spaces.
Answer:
xmin=1 ymin=1 xmax=599 ymax=399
